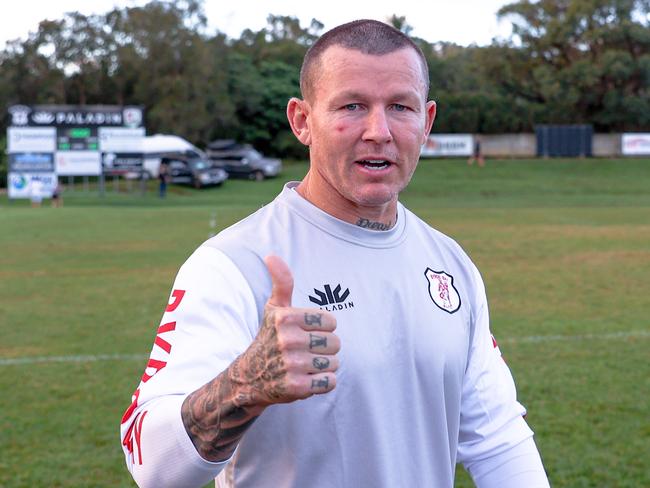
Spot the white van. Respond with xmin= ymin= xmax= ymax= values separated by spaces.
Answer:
xmin=141 ymin=134 xmax=206 ymax=178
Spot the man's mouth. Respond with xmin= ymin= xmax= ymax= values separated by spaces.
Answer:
xmin=356 ymin=159 xmax=391 ymax=171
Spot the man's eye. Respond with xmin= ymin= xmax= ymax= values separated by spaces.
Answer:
xmin=393 ymin=104 xmax=407 ymax=112
xmin=344 ymin=104 xmax=359 ymax=111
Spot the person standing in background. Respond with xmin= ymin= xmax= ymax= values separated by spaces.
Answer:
xmin=468 ymin=134 xmax=485 ymax=167
xmin=158 ymin=161 xmax=169 ymax=198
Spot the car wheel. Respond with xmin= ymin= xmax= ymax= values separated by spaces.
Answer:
xmin=193 ymin=180 xmax=202 ymax=189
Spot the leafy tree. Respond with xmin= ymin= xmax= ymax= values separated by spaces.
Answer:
xmin=485 ymin=0 xmax=650 ymax=131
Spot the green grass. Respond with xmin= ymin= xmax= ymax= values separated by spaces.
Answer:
xmin=1 ymin=158 xmax=649 ymax=487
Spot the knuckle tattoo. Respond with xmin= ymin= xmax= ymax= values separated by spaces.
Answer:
xmin=312 ymin=357 xmax=330 ymax=370
xmin=309 ymin=333 xmax=327 ymax=349
xmin=304 ymin=313 xmax=323 ymax=326
xmin=311 ymin=376 xmax=329 ymax=390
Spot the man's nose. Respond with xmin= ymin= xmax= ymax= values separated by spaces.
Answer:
xmin=362 ymin=109 xmax=393 ymax=144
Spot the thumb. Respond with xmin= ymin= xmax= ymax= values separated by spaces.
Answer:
xmin=264 ymin=255 xmax=294 ymax=307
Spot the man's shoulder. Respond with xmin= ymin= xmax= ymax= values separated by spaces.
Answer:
xmin=204 ymin=197 xmax=285 ymax=253
xmin=403 ymin=206 xmax=462 ymax=246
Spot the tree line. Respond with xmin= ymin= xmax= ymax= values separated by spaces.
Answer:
xmin=0 ymin=0 xmax=648 ymax=159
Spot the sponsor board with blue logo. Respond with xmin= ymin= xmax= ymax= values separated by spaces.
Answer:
xmin=8 ymin=172 xmax=57 ymax=199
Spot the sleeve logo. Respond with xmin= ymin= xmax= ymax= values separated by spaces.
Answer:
xmin=424 ymin=268 xmax=461 ymax=314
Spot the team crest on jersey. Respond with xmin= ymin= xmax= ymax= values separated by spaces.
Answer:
xmin=424 ymin=268 xmax=461 ymax=314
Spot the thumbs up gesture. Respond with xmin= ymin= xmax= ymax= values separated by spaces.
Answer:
xmin=230 ymin=255 xmax=340 ymax=408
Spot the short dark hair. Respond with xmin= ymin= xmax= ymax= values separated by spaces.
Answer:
xmin=300 ymin=19 xmax=430 ymax=101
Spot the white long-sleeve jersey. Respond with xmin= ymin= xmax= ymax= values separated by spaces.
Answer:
xmin=120 ymin=182 xmax=548 ymax=487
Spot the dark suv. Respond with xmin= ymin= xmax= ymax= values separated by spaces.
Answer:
xmin=161 ymin=153 xmax=228 ymax=189
xmin=206 ymin=140 xmax=282 ymax=181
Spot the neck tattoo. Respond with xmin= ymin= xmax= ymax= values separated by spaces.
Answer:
xmin=356 ymin=218 xmax=393 ymax=231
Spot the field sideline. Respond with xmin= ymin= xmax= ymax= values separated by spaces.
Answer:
xmin=1 ymin=158 xmax=649 ymax=487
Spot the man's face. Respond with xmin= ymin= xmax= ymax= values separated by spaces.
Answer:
xmin=295 ymin=45 xmax=436 ymax=219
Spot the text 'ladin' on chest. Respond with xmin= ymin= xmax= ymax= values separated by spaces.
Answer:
xmin=307 ymin=283 xmax=355 ymax=311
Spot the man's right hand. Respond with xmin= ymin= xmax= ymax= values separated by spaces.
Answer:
xmin=182 ymin=255 xmax=340 ymax=462
xmin=238 ymin=254 xmax=340 ymax=405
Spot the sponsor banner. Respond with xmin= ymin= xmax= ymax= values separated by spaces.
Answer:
xmin=7 ymin=105 xmax=144 ymax=128
xmin=622 ymin=133 xmax=650 ymax=155
xmin=102 ymin=152 xmax=144 ymax=173
xmin=99 ymin=127 xmax=146 ymax=152
xmin=421 ymin=134 xmax=473 ymax=157
xmin=55 ymin=151 xmax=102 ymax=176
xmin=8 ymin=172 xmax=57 ymax=199
xmin=9 ymin=153 xmax=55 ymax=173
xmin=8 ymin=127 xmax=56 ymax=152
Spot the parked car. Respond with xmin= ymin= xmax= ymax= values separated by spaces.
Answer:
xmin=162 ymin=153 xmax=228 ymax=189
xmin=123 ymin=134 xmax=206 ymax=180
xmin=206 ymin=140 xmax=282 ymax=181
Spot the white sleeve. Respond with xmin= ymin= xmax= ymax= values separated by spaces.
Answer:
xmin=457 ymin=264 xmax=540 ymax=467
xmin=119 ymin=246 xmax=260 ymax=488
xmin=465 ymin=437 xmax=550 ymax=487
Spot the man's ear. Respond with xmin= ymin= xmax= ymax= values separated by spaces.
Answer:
xmin=422 ymin=100 xmax=437 ymax=144
xmin=287 ymin=98 xmax=311 ymax=146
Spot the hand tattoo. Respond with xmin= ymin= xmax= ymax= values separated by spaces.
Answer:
xmin=304 ymin=313 xmax=323 ymax=326
xmin=181 ymin=308 xmax=287 ymax=462
xmin=309 ymin=333 xmax=327 ymax=349
xmin=311 ymin=377 xmax=329 ymax=389
xmin=312 ymin=357 xmax=330 ymax=370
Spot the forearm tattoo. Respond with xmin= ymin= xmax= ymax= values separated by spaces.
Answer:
xmin=181 ymin=310 xmax=287 ymax=462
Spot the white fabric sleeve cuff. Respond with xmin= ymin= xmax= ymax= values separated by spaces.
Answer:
xmin=465 ymin=436 xmax=550 ymax=488
xmin=130 ymin=395 xmax=232 ymax=488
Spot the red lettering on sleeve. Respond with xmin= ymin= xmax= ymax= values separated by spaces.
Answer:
xmin=134 ymin=410 xmax=148 ymax=465
xmin=165 ymin=289 xmax=186 ymax=312
xmin=141 ymin=358 xmax=167 ymax=383
xmin=122 ymin=421 xmax=135 ymax=459
xmin=122 ymin=410 xmax=148 ymax=464
xmin=154 ymin=321 xmax=176 ymax=354
xmin=121 ymin=388 xmax=141 ymax=424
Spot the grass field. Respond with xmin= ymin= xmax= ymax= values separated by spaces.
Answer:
xmin=1 ymin=158 xmax=649 ymax=487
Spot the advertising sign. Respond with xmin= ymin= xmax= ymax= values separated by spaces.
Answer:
xmin=55 ymin=151 xmax=102 ymax=176
xmin=8 ymin=173 xmax=57 ymax=199
xmin=99 ymin=127 xmax=146 ymax=152
xmin=9 ymin=153 xmax=55 ymax=172
xmin=622 ymin=133 xmax=650 ymax=155
xmin=8 ymin=127 xmax=56 ymax=152
xmin=7 ymin=104 xmax=145 ymax=195
xmin=102 ymin=152 xmax=144 ymax=173
xmin=421 ymin=134 xmax=473 ymax=157
xmin=7 ymin=105 xmax=144 ymax=128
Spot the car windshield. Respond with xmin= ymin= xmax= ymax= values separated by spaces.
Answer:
xmin=246 ymin=149 xmax=262 ymax=160
xmin=190 ymin=159 xmax=211 ymax=170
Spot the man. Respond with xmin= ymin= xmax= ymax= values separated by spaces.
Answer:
xmin=121 ymin=20 xmax=549 ymax=487
xmin=467 ymin=135 xmax=485 ymax=167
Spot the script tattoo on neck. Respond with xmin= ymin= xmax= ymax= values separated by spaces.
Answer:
xmin=356 ymin=218 xmax=393 ymax=231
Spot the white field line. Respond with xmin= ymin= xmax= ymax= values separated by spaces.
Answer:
xmin=1 ymin=330 xmax=648 ymax=366
xmin=499 ymin=329 xmax=650 ymax=344
xmin=0 ymin=353 xmax=148 ymax=366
